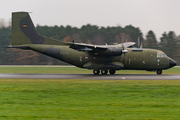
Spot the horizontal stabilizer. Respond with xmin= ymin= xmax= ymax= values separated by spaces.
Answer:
xmin=7 ymin=45 xmax=30 ymax=50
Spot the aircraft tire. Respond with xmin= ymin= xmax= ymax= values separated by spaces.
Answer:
xmin=109 ymin=69 xmax=116 ymax=75
xmin=93 ymin=70 xmax=100 ymax=75
xmin=156 ymin=70 xmax=162 ymax=75
xmin=101 ymin=70 xmax=108 ymax=75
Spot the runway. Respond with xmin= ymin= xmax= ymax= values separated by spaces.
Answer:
xmin=0 ymin=73 xmax=180 ymax=80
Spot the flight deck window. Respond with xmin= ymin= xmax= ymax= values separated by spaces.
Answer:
xmin=157 ymin=51 xmax=167 ymax=58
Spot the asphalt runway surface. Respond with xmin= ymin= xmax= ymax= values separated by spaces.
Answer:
xmin=0 ymin=73 xmax=180 ymax=80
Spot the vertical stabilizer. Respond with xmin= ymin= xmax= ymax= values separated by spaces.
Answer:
xmin=12 ymin=12 xmax=45 ymax=45
xmin=11 ymin=12 xmax=74 ymax=46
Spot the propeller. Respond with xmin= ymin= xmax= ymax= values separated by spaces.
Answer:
xmin=122 ymin=39 xmax=128 ymax=53
xmin=121 ymin=39 xmax=128 ymax=65
xmin=137 ymin=37 xmax=142 ymax=48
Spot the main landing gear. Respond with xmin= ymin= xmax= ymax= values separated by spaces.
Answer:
xmin=93 ymin=69 xmax=116 ymax=75
xmin=156 ymin=70 xmax=162 ymax=75
xmin=93 ymin=70 xmax=100 ymax=75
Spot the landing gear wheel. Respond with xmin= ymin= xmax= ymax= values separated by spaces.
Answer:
xmin=109 ymin=69 xmax=116 ymax=75
xmin=93 ymin=70 xmax=100 ymax=75
xmin=156 ymin=70 xmax=162 ymax=75
xmin=101 ymin=70 xmax=108 ymax=75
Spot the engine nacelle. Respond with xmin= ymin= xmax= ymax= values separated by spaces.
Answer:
xmin=105 ymin=47 xmax=122 ymax=56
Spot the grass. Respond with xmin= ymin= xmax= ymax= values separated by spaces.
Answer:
xmin=0 ymin=66 xmax=179 ymax=119
xmin=0 ymin=79 xmax=180 ymax=119
xmin=0 ymin=66 xmax=179 ymax=74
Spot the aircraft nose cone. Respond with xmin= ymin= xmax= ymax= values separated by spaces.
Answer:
xmin=169 ymin=58 xmax=177 ymax=68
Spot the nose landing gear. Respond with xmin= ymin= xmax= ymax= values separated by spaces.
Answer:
xmin=156 ymin=70 xmax=162 ymax=75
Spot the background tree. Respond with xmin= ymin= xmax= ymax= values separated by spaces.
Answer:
xmin=144 ymin=30 xmax=158 ymax=49
xmin=159 ymin=31 xmax=180 ymax=63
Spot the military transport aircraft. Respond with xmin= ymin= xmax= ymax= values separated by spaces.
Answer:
xmin=9 ymin=12 xmax=177 ymax=75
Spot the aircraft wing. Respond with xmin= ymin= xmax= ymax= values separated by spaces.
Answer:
xmin=70 ymin=43 xmax=108 ymax=51
xmin=69 ymin=42 xmax=135 ymax=52
xmin=124 ymin=42 xmax=136 ymax=48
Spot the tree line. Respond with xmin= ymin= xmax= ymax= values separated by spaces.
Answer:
xmin=0 ymin=24 xmax=179 ymax=65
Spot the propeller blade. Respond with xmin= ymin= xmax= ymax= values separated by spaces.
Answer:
xmin=122 ymin=39 xmax=128 ymax=53
xmin=137 ymin=37 xmax=142 ymax=48
xmin=137 ymin=37 xmax=140 ymax=48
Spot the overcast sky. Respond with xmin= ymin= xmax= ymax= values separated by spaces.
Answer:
xmin=1 ymin=0 xmax=180 ymax=41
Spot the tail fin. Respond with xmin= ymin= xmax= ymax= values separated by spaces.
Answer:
xmin=11 ymin=12 xmax=68 ymax=46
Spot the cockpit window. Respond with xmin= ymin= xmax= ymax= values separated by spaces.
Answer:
xmin=157 ymin=50 xmax=167 ymax=57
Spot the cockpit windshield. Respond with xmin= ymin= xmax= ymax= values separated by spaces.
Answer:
xmin=157 ymin=50 xmax=167 ymax=57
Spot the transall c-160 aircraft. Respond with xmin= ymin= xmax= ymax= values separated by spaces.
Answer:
xmin=9 ymin=12 xmax=177 ymax=75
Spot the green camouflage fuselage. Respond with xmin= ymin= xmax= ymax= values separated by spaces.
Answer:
xmin=20 ymin=44 xmax=169 ymax=71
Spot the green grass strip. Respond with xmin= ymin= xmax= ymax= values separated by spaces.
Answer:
xmin=0 ymin=79 xmax=180 ymax=119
